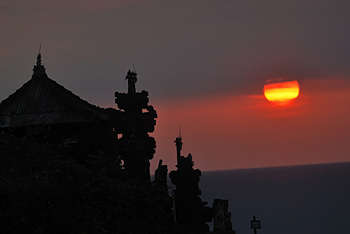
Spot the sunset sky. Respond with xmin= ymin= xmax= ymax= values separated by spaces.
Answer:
xmin=1 ymin=0 xmax=349 ymax=172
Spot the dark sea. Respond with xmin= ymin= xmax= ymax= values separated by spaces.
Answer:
xmin=200 ymin=162 xmax=350 ymax=234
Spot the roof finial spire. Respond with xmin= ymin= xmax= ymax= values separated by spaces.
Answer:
xmin=32 ymin=44 xmax=47 ymax=78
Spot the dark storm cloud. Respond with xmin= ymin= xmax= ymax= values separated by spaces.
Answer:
xmin=1 ymin=0 xmax=349 ymax=105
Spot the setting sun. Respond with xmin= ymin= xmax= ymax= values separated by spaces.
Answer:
xmin=264 ymin=80 xmax=300 ymax=105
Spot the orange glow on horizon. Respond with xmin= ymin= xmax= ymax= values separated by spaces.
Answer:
xmin=152 ymin=78 xmax=350 ymax=172
xmin=264 ymin=80 xmax=300 ymax=105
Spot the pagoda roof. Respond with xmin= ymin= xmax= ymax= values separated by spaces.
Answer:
xmin=0 ymin=54 xmax=109 ymax=128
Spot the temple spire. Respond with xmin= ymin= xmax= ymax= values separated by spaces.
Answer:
xmin=174 ymin=134 xmax=183 ymax=163
xmin=125 ymin=70 xmax=137 ymax=93
xmin=32 ymin=46 xmax=46 ymax=77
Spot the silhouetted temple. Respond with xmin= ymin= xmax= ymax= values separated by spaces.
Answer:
xmin=0 ymin=53 xmax=237 ymax=233
xmin=0 ymin=54 xmax=157 ymax=181
xmin=0 ymin=54 xmax=116 ymax=156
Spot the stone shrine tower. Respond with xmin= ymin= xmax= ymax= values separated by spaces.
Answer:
xmin=114 ymin=70 xmax=157 ymax=181
xmin=170 ymin=136 xmax=212 ymax=233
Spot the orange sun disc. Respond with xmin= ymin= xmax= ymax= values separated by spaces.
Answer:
xmin=264 ymin=80 xmax=300 ymax=105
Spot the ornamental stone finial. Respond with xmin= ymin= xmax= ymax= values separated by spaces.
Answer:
xmin=32 ymin=53 xmax=46 ymax=77
xmin=125 ymin=70 xmax=137 ymax=93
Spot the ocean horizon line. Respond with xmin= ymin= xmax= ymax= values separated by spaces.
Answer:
xmin=201 ymin=161 xmax=350 ymax=173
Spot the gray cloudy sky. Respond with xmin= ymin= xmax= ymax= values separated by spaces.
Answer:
xmin=1 ymin=0 xmax=350 ymax=105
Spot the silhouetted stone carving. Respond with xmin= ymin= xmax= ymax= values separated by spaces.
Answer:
xmin=174 ymin=136 xmax=183 ymax=161
xmin=170 ymin=136 xmax=213 ymax=233
xmin=125 ymin=70 xmax=137 ymax=94
xmin=114 ymin=71 xmax=157 ymax=181
xmin=213 ymin=199 xmax=234 ymax=232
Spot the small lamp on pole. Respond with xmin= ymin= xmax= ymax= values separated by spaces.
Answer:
xmin=251 ymin=216 xmax=261 ymax=234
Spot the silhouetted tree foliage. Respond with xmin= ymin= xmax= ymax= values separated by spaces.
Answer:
xmin=0 ymin=128 xmax=173 ymax=234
